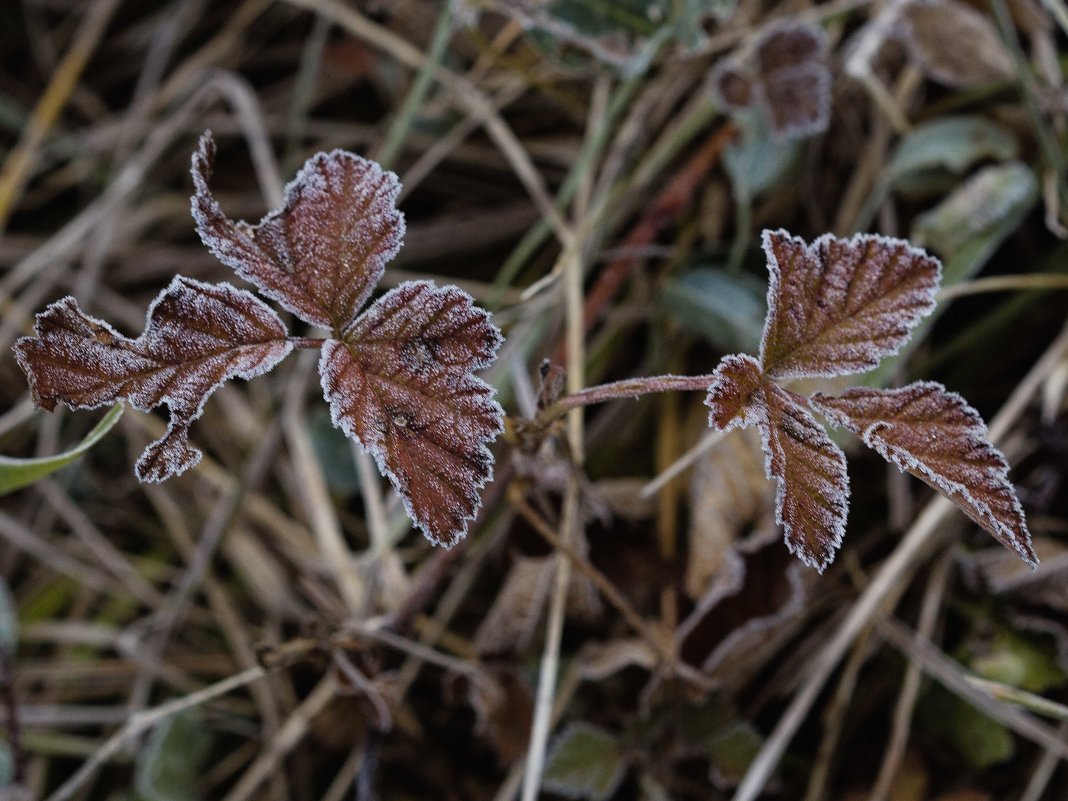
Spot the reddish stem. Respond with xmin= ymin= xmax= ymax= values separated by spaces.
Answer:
xmin=537 ymin=373 xmax=715 ymax=425
xmin=289 ymin=337 xmax=327 ymax=349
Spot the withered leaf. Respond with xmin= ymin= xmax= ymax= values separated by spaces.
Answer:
xmin=13 ymin=277 xmax=292 ymax=482
xmin=760 ymin=229 xmax=941 ymax=379
xmin=705 ymin=353 xmax=849 ymax=571
xmin=711 ymin=59 xmax=755 ymax=111
xmin=812 ymin=382 xmax=1037 ymax=566
xmin=899 ymin=0 xmax=1014 ymax=89
xmin=320 ymin=281 xmax=504 ymax=547
xmin=191 ymin=130 xmax=405 ymax=332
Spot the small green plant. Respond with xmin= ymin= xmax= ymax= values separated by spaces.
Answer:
xmin=14 ymin=134 xmax=1035 ymax=572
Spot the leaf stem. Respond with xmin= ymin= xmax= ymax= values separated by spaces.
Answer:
xmin=288 ymin=336 xmax=327 ymax=350
xmin=537 ymin=373 xmax=715 ymax=425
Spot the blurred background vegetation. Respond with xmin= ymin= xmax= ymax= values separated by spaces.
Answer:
xmin=1 ymin=1 xmax=1067 ymax=799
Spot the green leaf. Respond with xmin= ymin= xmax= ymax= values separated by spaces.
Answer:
xmin=969 ymin=630 xmax=1067 ymax=694
xmin=0 ymin=403 xmax=123 ymax=495
xmin=911 ymin=162 xmax=1039 ymax=286
xmin=724 ymin=112 xmax=802 ymax=198
xmin=706 ymin=722 xmax=762 ymax=787
xmin=135 ymin=711 xmax=212 ymax=801
xmin=918 ymin=686 xmax=1014 ymax=769
xmin=888 ymin=116 xmax=1018 ymax=188
xmin=543 ymin=722 xmax=627 ymax=801
xmin=660 ymin=267 xmax=766 ymax=353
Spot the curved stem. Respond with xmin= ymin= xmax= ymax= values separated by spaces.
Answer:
xmin=288 ymin=336 xmax=327 ymax=350
xmin=537 ymin=373 xmax=715 ymax=425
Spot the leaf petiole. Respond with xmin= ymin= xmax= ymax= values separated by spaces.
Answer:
xmin=537 ymin=373 xmax=716 ymax=425
xmin=287 ymin=337 xmax=327 ymax=350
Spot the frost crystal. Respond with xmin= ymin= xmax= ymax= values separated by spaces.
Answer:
xmin=759 ymin=229 xmax=941 ymax=379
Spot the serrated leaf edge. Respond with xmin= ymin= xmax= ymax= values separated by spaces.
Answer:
xmin=758 ymin=228 xmax=943 ymax=379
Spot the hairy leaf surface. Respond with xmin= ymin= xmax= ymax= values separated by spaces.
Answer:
xmin=760 ymin=229 xmax=941 ymax=379
xmin=706 ymin=354 xmax=849 ymax=571
xmin=754 ymin=21 xmax=830 ymax=138
xmin=320 ymin=281 xmax=504 ymax=547
xmin=759 ymin=381 xmax=850 ymax=571
xmin=705 ymin=353 xmax=764 ymax=431
xmin=812 ymin=382 xmax=1036 ymax=565
xmin=13 ymin=277 xmax=291 ymax=482
xmin=191 ymin=131 xmax=405 ymax=331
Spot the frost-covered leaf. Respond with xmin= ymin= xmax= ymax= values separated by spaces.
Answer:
xmin=759 ymin=381 xmax=849 ymax=572
xmin=543 ymin=722 xmax=627 ymax=801
xmin=753 ymin=21 xmax=831 ymax=139
xmin=706 ymin=354 xmax=849 ymax=571
xmin=898 ymin=0 xmax=1013 ymax=88
xmin=812 ymin=382 xmax=1036 ymax=566
xmin=705 ymin=353 xmax=764 ymax=431
xmin=711 ymin=58 xmax=754 ymax=111
xmin=0 ymin=402 xmax=123 ymax=494
xmin=320 ymin=281 xmax=503 ymax=547
xmin=759 ymin=229 xmax=942 ymax=379
xmin=13 ymin=277 xmax=291 ymax=483
xmin=911 ymin=162 xmax=1038 ymax=284
xmin=713 ymin=19 xmax=830 ymax=141
xmin=191 ymin=130 xmax=404 ymax=332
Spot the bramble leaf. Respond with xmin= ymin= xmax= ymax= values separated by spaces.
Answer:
xmin=760 ymin=229 xmax=941 ymax=379
xmin=13 ymin=277 xmax=292 ymax=482
xmin=811 ymin=382 xmax=1036 ymax=566
xmin=191 ymin=130 xmax=405 ymax=332
xmin=705 ymin=353 xmax=764 ymax=431
xmin=760 ymin=381 xmax=850 ymax=572
xmin=706 ymin=353 xmax=849 ymax=571
xmin=320 ymin=281 xmax=504 ymax=547
xmin=753 ymin=21 xmax=830 ymax=139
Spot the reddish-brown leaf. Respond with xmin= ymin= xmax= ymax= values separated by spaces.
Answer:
xmin=319 ymin=281 xmax=504 ymax=547
xmin=706 ymin=354 xmax=850 ymax=571
xmin=705 ymin=353 xmax=764 ymax=431
xmin=710 ymin=59 xmax=755 ymax=111
xmin=760 ymin=229 xmax=941 ymax=379
xmin=754 ymin=20 xmax=831 ymax=139
xmin=13 ymin=277 xmax=292 ymax=482
xmin=760 ymin=381 xmax=850 ymax=571
xmin=191 ymin=130 xmax=404 ymax=332
xmin=811 ymin=382 xmax=1037 ymax=566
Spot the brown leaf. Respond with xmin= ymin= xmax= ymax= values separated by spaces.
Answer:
xmin=686 ymin=428 xmax=776 ymax=599
xmin=760 ymin=380 xmax=850 ymax=571
xmin=191 ymin=130 xmax=405 ymax=332
xmin=811 ymin=382 xmax=1037 ymax=566
xmin=899 ymin=0 xmax=1014 ymax=88
xmin=711 ymin=59 xmax=755 ymax=111
xmin=760 ymin=229 xmax=941 ymax=379
xmin=319 ymin=281 xmax=504 ymax=547
xmin=13 ymin=277 xmax=292 ymax=482
xmin=706 ymin=353 xmax=850 ymax=570
xmin=753 ymin=20 xmax=831 ymax=139
xmin=705 ymin=353 xmax=764 ymax=431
